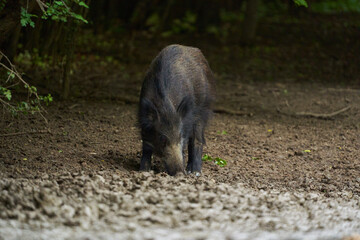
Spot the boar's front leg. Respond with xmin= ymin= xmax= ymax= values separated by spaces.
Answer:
xmin=187 ymin=126 xmax=204 ymax=175
xmin=140 ymin=142 xmax=153 ymax=171
xmin=187 ymin=137 xmax=203 ymax=175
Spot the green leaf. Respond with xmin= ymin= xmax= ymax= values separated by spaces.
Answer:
xmin=202 ymin=154 xmax=212 ymax=161
xmin=20 ymin=7 xmax=36 ymax=28
xmin=293 ymin=0 xmax=308 ymax=7
xmin=30 ymin=86 xmax=37 ymax=93
xmin=39 ymin=94 xmax=53 ymax=106
xmin=214 ymin=157 xmax=227 ymax=167
xmin=78 ymin=1 xmax=89 ymax=8
xmin=70 ymin=12 xmax=88 ymax=23
xmin=8 ymin=72 xmax=15 ymax=79
xmin=0 ymin=87 xmax=12 ymax=101
xmin=54 ymin=1 xmax=64 ymax=6
xmin=202 ymin=154 xmax=227 ymax=167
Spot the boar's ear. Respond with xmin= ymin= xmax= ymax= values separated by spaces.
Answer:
xmin=139 ymin=98 xmax=158 ymax=128
xmin=177 ymin=96 xmax=193 ymax=119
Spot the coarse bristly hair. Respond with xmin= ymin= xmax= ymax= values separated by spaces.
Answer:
xmin=138 ymin=44 xmax=215 ymax=154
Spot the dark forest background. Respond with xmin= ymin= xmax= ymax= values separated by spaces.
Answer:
xmin=0 ymin=0 xmax=359 ymax=115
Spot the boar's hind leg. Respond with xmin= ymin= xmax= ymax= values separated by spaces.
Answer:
xmin=140 ymin=142 xmax=152 ymax=171
xmin=187 ymin=127 xmax=204 ymax=175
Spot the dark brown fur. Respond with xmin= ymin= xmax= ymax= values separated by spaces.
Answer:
xmin=138 ymin=44 xmax=215 ymax=175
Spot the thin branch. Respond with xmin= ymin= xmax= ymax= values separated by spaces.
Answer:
xmin=36 ymin=0 xmax=48 ymax=13
xmin=279 ymin=106 xmax=351 ymax=120
xmin=0 ymin=51 xmax=43 ymax=100
xmin=321 ymin=88 xmax=360 ymax=94
xmin=295 ymin=106 xmax=351 ymax=119
xmin=0 ymin=129 xmax=51 ymax=137
xmin=0 ymin=51 xmax=48 ymax=122
xmin=0 ymin=98 xmax=16 ymax=111
xmin=214 ymin=106 xmax=250 ymax=116
xmin=38 ymin=111 xmax=48 ymax=124
xmin=61 ymin=0 xmax=71 ymax=10
xmin=4 ymin=81 xmax=21 ymax=89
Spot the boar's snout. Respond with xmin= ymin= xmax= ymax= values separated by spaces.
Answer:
xmin=162 ymin=144 xmax=185 ymax=176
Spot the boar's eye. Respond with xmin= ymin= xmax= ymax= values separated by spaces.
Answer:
xmin=159 ymin=134 xmax=168 ymax=147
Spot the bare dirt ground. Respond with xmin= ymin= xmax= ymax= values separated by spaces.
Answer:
xmin=1 ymin=13 xmax=360 ymax=240
xmin=1 ymin=77 xmax=360 ymax=239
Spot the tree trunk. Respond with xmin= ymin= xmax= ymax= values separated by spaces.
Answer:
xmin=61 ymin=0 xmax=90 ymax=99
xmin=62 ymin=23 xmax=76 ymax=99
xmin=241 ymin=0 xmax=260 ymax=45
xmin=0 ymin=0 xmax=20 ymax=51
xmin=5 ymin=24 xmax=21 ymax=62
xmin=41 ymin=22 xmax=61 ymax=56
xmin=25 ymin=19 xmax=43 ymax=52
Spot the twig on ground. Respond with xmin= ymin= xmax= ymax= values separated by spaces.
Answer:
xmin=321 ymin=88 xmax=360 ymax=93
xmin=214 ymin=106 xmax=249 ymax=116
xmin=295 ymin=106 xmax=351 ymax=119
xmin=0 ymin=129 xmax=51 ymax=137
xmin=279 ymin=106 xmax=351 ymax=120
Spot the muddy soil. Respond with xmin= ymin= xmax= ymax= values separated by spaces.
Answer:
xmin=1 ymin=77 xmax=360 ymax=239
xmin=1 ymin=13 xmax=360 ymax=238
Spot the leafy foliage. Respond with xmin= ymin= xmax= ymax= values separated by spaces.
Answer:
xmin=293 ymin=0 xmax=308 ymax=8
xmin=0 ymin=0 xmax=6 ymax=12
xmin=42 ymin=0 xmax=88 ymax=23
xmin=162 ymin=11 xmax=197 ymax=37
xmin=18 ymin=0 xmax=89 ymax=28
xmin=0 ymin=84 xmax=53 ymax=116
xmin=0 ymin=86 xmax=11 ymax=100
xmin=146 ymin=13 xmax=161 ymax=33
xmin=311 ymin=0 xmax=360 ymax=13
xmin=20 ymin=7 xmax=36 ymax=28
xmin=0 ymin=53 xmax=53 ymax=118
xmin=202 ymin=154 xmax=228 ymax=167
xmin=206 ymin=9 xmax=243 ymax=42
xmin=0 ymin=0 xmax=88 ymax=117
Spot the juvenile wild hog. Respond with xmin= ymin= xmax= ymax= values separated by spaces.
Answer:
xmin=138 ymin=44 xmax=215 ymax=176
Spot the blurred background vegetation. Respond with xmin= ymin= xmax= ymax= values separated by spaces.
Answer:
xmin=0 ymin=0 xmax=359 ymax=116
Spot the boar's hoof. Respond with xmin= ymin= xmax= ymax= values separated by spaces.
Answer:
xmin=187 ymin=171 xmax=201 ymax=177
xmin=139 ymin=166 xmax=151 ymax=172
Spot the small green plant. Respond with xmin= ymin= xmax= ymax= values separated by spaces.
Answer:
xmin=0 ymin=52 xmax=53 ymax=118
xmin=0 ymin=86 xmax=12 ymax=100
xmin=311 ymin=0 xmax=360 ymax=13
xmin=42 ymin=0 xmax=89 ymax=23
xmin=206 ymin=9 xmax=243 ymax=43
xmin=21 ymin=7 xmax=36 ymax=27
xmin=19 ymin=0 xmax=89 ymax=29
xmin=146 ymin=12 xmax=161 ymax=33
xmin=293 ymin=0 xmax=308 ymax=7
xmin=0 ymin=0 xmax=6 ymax=12
xmin=162 ymin=11 xmax=197 ymax=37
xmin=202 ymin=154 xmax=227 ymax=167
xmin=217 ymin=130 xmax=228 ymax=135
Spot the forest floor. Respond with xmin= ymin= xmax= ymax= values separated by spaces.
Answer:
xmin=1 ymin=14 xmax=360 ymax=240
